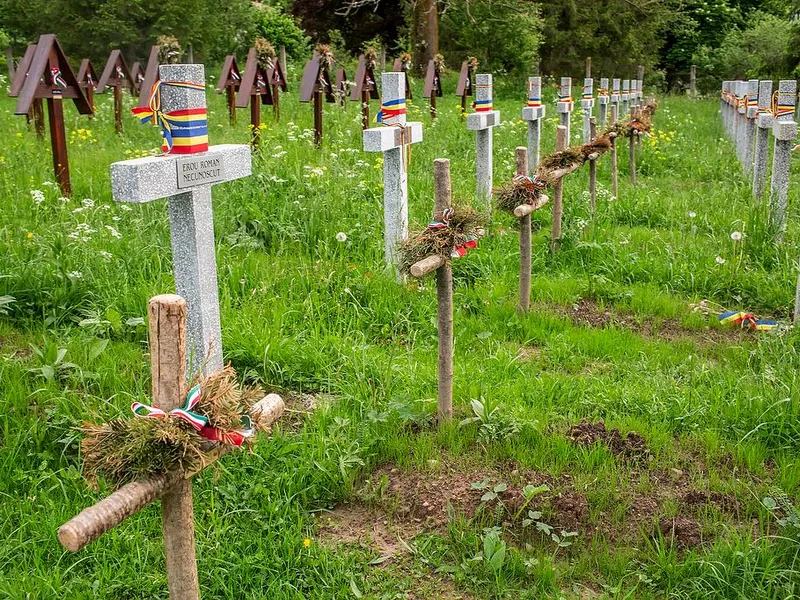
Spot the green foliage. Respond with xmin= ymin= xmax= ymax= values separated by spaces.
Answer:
xmin=438 ymin=0 xmax=543 ymax=75
xmin=253 ymin=5 xmax=310 ymax=60
xmin=692 ymin=11 xmax=793 ymax=85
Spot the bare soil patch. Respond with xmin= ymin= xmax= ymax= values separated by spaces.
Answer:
xmin=567 ymin=419 xmax=651 ymax=460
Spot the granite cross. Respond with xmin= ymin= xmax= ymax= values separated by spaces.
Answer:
xmin=581 ymin=77 xmax=594 ymax=143
xmin=621 ymin=79 xmax=630 ymax=118
xmin=467 ymin=73 xmax=501 ymax=210
xmin=611 ymin=78 xmax=621 ymax=123
xmin=769 ymin=79 xmax=797 ymax=237
xmin=111 ymin=64 xmax=252 ymax=375
xmin=752 ymin=80 xmax=772 ymax=200
xmin=735 ymin=81 xmax=747 ymax=166
xmin=557 ymin=77 xmax=573 ymax=143
xmin=522 ymin=76 xmax=545 ymax=173
xmin=598 ymin=77 xmax=609 ymax=129
xmin=57 ymin=294 xmax=285 ymax=600
xmin=363 ymin=72 xmax=423 ymax=279
xmin=743 ymin=79 xmax=758 ymax=176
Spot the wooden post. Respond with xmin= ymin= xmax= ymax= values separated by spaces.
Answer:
xmin=585 ymin=56 xmax=592 ymax=78
xmin=113 ymin=85 xmax=123 ymax=134
xmin=460 ymin=93 xmax=467 ymax=118
xmin=629 ymin=127 xmax=637 ymax=186
xmin=250 ymin=99 xmax=261 ymax=150
xmin=272 ymin=82 xmax=280 ymax=121
xmin=434 ymin=159 xmax=453 ymax=423
xmin=550 ymin=126 xmax=567 ymax=253
xmin=430 ymin=93 xmax=437 ymax=120
xmin=5 ymin=46 xmax=14 ymax=81
xmin=610 ymin=104 xmax=618 ymax=198
xmin=47 ymin=96 xmax=71 ymax=196
xmin=589 ymin=117 xmax=597 ymax=212
xmin=279 ymin=45 xmax=287 ymax=79
xmin=313 ymin=89 xmax=323 ymax=147
xmin=86 ymin=86 xmax=95 ymax=120
xmin=226 ymin=86 xmax=236 ymax=126
xmin=361 ymin=88 xmax=369 ymax=130
xmin=148 ymin=295 xmax=200 ymax=600
xmin=516 ymin=147 xmax=531 ymax=314
xmin=33 ymin=98 xmax=45 ymax=140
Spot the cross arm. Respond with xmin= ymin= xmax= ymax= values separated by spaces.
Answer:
xmin=522 ymin=106 xmax=545 ymax=121
xmin=57 ymin=393 xmax=285 ymax=552
xmin=111 ymin=145 xmax=252 ymax=203
xmin=363 ymin=122 xmax=423 ymax=152
xmin=466 ymin=111 xmax=500 ymax=131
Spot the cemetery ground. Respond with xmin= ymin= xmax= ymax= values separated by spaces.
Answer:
xmin=2 ymin=70 xmax=800 ymax=599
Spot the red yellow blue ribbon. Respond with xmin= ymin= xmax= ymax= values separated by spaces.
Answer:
xmin=718 ymin=311 xmax=777 ymax=332
xmin=131 ymin=79 xmax=209 ymax=154
xmin=473 ymin=99 xmax=493 ymax=112
xmin=376 ymin=98 xmax=406 ymax=125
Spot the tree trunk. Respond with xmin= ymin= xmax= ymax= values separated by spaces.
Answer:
xmin=411 ymin=0 xmax=439 ymax=75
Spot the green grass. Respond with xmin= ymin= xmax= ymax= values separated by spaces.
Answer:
xmin=2 ymin=65 xmax=800 ymax=599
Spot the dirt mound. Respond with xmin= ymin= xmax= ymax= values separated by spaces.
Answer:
xmin=567 ymin=419 xmax=650 ymax=459
xmin=658 ymin=516 xmax=702 ymax=549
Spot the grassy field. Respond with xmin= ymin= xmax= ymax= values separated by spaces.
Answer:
xmin=2 ymin=62 xmax=800 ymax=599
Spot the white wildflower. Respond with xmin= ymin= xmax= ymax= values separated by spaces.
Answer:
xmin=67 ymin=271 xmax=83 ymax=280
xmin=688 ymin=212 xmax=696 ymax=218
xmin=82 ymin=198 xmax=95 ymax=208
xmin=30 ymin=190 xmax=45 ymax=205
xmin=715 ymin=256 xmax=726 ymax=265
xmin=730 ymin=231 xmax=742 ymax=242
xmin=336 ymin=232 xmax=347 ymax=242
xmin=98 ymin=250 xmax=113 ymax=260
xmin=105 ymin=225 xmax=122 ymax=239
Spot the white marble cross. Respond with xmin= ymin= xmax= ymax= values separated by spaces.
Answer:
xmin=735 ymin=80 xmax=747 ymax=165
xmin=743 ymin=78 xmax=758 ymax=175
xmin=581 ymin=77 xmax=594 ymax=143
xmin=557 ymin=77 xmax=573 ymax=142
xmin=363 ymin=72 xmax=423 ymax=278
xmin=770 ymin=79 xmax=797 ymax=237
xmin=621 ymin=79 xmax=630 ymax=117
xmin=598 ymin=77 xmax=609 ymax=128
xmin=467 ymin=73 xmax=501 ymax=210
xmin=522 ymin=76 xmax=545 ymax=173
xmin=110 ymin=64 xmax=252 ymax=375
xmin=752 ymin=80 xmax=772 ymax=200
xmin=611 ymin=78 xmax=621 ymax=124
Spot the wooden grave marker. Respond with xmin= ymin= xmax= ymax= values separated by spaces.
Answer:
xmin=58 ymin=293 xmax=285 ymax=600
xmin=14 ymin=34 xmax=92 ymax=196
xmin=76 ymin=59 xmax=98 ymax=118
xmin=130 ymin=61 xmax=145 ymax=97
xmin=300 ymin=51 xmax=335 ymax=147
xmin=392 ymin=55 xmax=413 ymax=99
xmin=335 ymin=66 xmax=348 ymax=107
xmin=455 ymin=59 xmax=476 ymax=117
xmin=96 ymin=50 xmax=133 ymax=134
xmin=266 ymin=49 xmax=288 ymax=122
xmin=422 ymin=58 xmax=443 ymax=120
xmin=137 ymin=45 xmax=160 ymax=108
xmin=8 ymin=43 xmax=44 ymax=138
xmin=350 ymin=54 xmax=380 ymax=130
xmin=235 ymin=48 xmax=273 ymax=149
xmin=217 ymin=55 xmax=241 ymax=126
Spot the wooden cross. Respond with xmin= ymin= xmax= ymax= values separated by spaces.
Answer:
xmin=408 ymin=159 xmax=455 ymax=423
xmin=588 ymin=117 xmax=598 ymax=211
xmin=392 ymin=56 xmax=413 ymax=99
xmin=550 ymin=125 xmax=568 ymax=253
xmin=217 ymin=55 xmax=241 ymax=127
xmin=266 ymin=50 xmax=288 ymax=123
xmin=130 ymin=61 xmax=144 ymax=97
xmin=57 ymin=293 xmax=285 ymax=600
xmin=335 ymin=66 xmax=348 ymax=108
xmin=300 ymin=52 xmax=336 ymax=147
xmin=363 ymin=72 xmax=423 ymax=279
xmin=350 ymin=54 xmax=380 ymax=130
xmin=8 ymin=43 xmax=44 ymax=139
xmin=236 ymin=47 xmax=273 ymax=150
xmin=423 ymin=59 xmax=443 ymax=120
xmin=13 ymin=34 xmax=92 ymax=197
xmin=137 ymin=45 xmax=160 ymax=108
xmin=76 ymin=59 xmax=98 ymax=119
xmin=456 ymin=59 xmax=475 ymax=117
xmin=112 ymin=64 xmax=252 ymax=375
xmin=96 ymin=50 xmax=133 ymax=134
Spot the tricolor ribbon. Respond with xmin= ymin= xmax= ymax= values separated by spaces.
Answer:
xmin=558 ymin=94 xmax=574 ymax=110
xmin=376 ymin=98 xmax=406 ymax=125
xmin=427 ymin=208 xmax=479 ymax=258
xmin=598 ymin=88 xmax=609 ymax=97
xmin=473 ymin=99 xmax=493 ymax=112
xmin=132 ymin=384 xmax=255 ymax=447
xmin=131 ymin=79 xmax=209 ymax=154
xmin=527 ymin=97 xmax=541 ymax=107
xmin=50 ymin=67 xmax=67 ymax=89
xmin=772 ymin=91 xmax=795 ymax=118
xmin=718 ymin=311 xmax=777 ymax=332
xmin=582 ymin=86 xmax=593 ymax=101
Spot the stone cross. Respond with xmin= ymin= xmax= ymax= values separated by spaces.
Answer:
xmin=557 ymin=77 xmax=573 ymax=143
xmin=743 ymin=79 xmax=758 ymax=175
xmin=752 ymin=80 xmax=772 ymax=200
xmin=57 ymin=294 xmax=285 ymax=600
xmin=522 ymin=76 xmax=545 ymax=173
xmin=581 ymin=77 xmax=594 ymax=143
xmin=111 ymin=64 xmax=252 ymax=376
xmin=735 ymin=81 xmax=747 ymax=166
xmin=769 ymin=79 xmax=797 ymax=237
xmin=467 ymin=73 xmax=501 ymax=209
xmin=598 ymin=77 xmax=609 ymax=129
xmin=629 ymin=79 xmax=638 ymax=109
xmin=721 ymin=81 xmax=732 ymax=136
xmin=363 ymin=72 xmax=423 ymax=278
xmin=611 ymin=78 xmax=621 ymax=119
xmin=621 ymin=79 xmax=630 ymax=117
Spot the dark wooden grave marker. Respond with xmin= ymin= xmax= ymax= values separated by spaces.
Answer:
xmin=14 ymin=34 xmax=92 ymax=196
xmin=8 ymin=43 xmax=44 ymax=138
xmin=96 ymin=50 xmax=133 ymax=134
xmin=130 ymin=61 xmax=145 ymax=97
xmin=423 ymin=58 xmax=443 ymax=120
xmin=217 ymin=55 xmax=241 ymax=126
xmin=266 ymin=51 xmax=288 ymax=122
xmin=350 ymin=54 xmax=379 ymax=130
xmin=76 ymin=59 xmax=98 ymax=118
xmin=455 ymin=59 xmax=476 ymax=117
xmin=236 ymin=47 xmax=273 ymax=150
xmin=137 ymin=45 xmax=160 ymax=108
xmin=392 ymin=56 xmax=413 ymax=100
xmin=300 ymin=52 xmax=335 ymax=147
xmin=335 ymin=66 xmax=348 ymax=107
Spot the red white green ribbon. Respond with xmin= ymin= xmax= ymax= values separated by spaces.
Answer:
xmin=50 ymin=67 xmax=67 ymax=89
xmin=427 ymin=208 xmax=479 ymax=258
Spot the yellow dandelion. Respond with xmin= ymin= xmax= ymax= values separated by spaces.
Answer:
xmin=303 ymin=538 xmax=311 ymax=548
xmin=26 ymin=232 xmax=33 ymax=239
